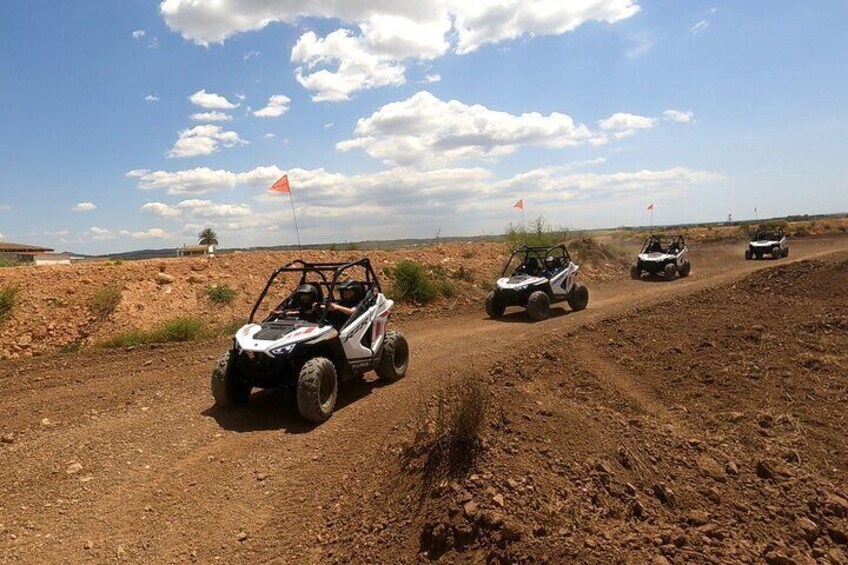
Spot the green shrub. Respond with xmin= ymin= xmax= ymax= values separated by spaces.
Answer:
xmin=0 ymin=286 xmax=18 ymax=321
xmin=205 ymin=284 xmax=236 ymax=305
xmin=504 ymin=216 xmax=569 ymax=249
xmin=391 ymin=260 xmax=438 ymax=303
xmin=100 ymin=316 xmax=206 ymax=348
xmin=90 ymin=283 xmax=122 ymax=318
xmin=0 ymin=257 xmax=21 ymax=268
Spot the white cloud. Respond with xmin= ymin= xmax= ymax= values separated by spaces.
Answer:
xmin=89 ymin=227 xmax=113 ymax=240
xmin=188 ymin=89 xmax=239 ymax=109
xmin=243 ymin=50 xmax=260 ymax=61
xmin=663 ymin=109 xmax=695 ymax=123
xmin=337 ymin=90 xmax=595 ymax=166
xmin=120 ymin=228 xmax=172 ymax=240
xmin=72 ymin=202 xmax=97 ymax=212
xmin=253 ymin=94 xmax=291 ymax=118
xmin=691 ymin=20 xmax=709 ymax=34
xmin=141 ymin=202 xmax=181 ymax=218
xmin=0 ymin=205 xmax=10 ymax=211
xmin=128 ymin=165 xmax=285 ymax=195
xmin=323 ymin=122 xmax=334 ymax=129
xmin=132 ymin=30 xmax=146 ymax=40
xmin=166 ymin=124 xmax=247 ymax=158
xmin=145 ymin=94 xmax=160 ymax=103
xmin=161 ymin=1 xmax=639 ymax=100
xmin=263 ymin=133 xmax=277 ymax=139
xmin=423 ymin=73 xmax=441 ymax=83
xmin=597 ymin=112 xmax=657 ymax=139
xmin=190 ymin=111 xmax=232 ymax=121
xmin=235 ymin=93 xmax=246 ymax=101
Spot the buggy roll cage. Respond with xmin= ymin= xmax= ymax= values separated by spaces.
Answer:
xmin=501 ymin=244 xmax=572 ymax=277
xmin=641 ymin=234 xmax=686 ymax=254
xmin=248 ymin=258 xmax=383 ymax=324
xmin=752 ymin=228 xmax=784 ymax=241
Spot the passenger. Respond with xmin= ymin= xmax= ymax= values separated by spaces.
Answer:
xmin=327 ymin=280 xmax=365 ymax=317
xmin=544 ymin=256 xmax=563 ymax=276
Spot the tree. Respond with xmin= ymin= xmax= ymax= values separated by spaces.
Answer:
xmin=198 ymin=228 xmax=218 ymax=246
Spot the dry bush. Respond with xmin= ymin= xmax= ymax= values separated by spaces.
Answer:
xmin=405 ymin=378 xmax=490 ymax=489
xmin=90 ymin=283 xmax=123 ymax=318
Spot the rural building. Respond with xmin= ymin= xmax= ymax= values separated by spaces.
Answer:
xmin=32 ymin=252 xmax=73 ymax=266
xmin=178 ymin=244 xmax=216 ymax=257
xmin=0 ymin=241 xmax=54 ymax=263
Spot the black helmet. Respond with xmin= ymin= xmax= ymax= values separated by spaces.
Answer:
xmin=337 ymin=280 xmax=365 ymax=307
xmin=294 ymin=283 xmax=323 ymax=309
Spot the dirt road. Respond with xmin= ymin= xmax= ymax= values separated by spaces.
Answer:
xmin=1 ymin=237 xmax=846 ymax=564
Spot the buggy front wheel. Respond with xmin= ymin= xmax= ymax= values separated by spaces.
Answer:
xmin=679 ymin=260 xmax=691 ymax=278
xmin=771 ymin=247 xmax=781 ymax=260
xmin=526 ymin=291 xmax=550 ymax=321
xmin=485 ymin=291 xmax=505 ymax=318
xmin=745 ymin=249 xmax=752 ymax=260
xmin=377 ymin=331 xmax=409 ymax=382
xmin=567 ymin=284 xmax=589 ymax=311
xmin=297 ymin=357 xmax=338 ymax=423
xmin=663 ymin=263 xmax=677 ymax=281
xmin=630 ymin=265 xmax=642 ymax=280
xmin=211 ymin=351 xmax=251 ymax=408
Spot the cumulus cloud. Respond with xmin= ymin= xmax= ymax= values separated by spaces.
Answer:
xmin=166 ymin=124 xmax=247 ymax=158
xmin=141 ymin=202 xmax=181 ymax=217
xmin=253 ymin=94 xmax=291 ymax=118
xmin=132 ymin=30 xmax=146 ymax=40
xmin=663 ymin=109 xmax=695 ymax=123
xmin=691 ymin=20 xmax=709 ymax=34
xmin=188 ymin=89 xmax=239 ymax=109
xmin=263 ymin=133 xmax=277 ymax=139
xmin=89 ymin=227 xmax=113 ymax=240
xmin=597 ymin=112 xmax=657 ymax=139
xmin=176 ymin=199 xmax=252 ymax=217
xmin=119 ymin=228 xmax=172 ymax=239
xmin=337 ymin=91 xmax=595 ymax=166
xmin=145 ymin=94 xmax=160 ymax=102
xmin=161 ymin=0 xmax=639 ymax=100
xmin=190 ymin=111 xmax=232 ymax=121
xmin=72 ymin=202 xmax=97 ymax=212
xmin=128 ymin=165 xmax=284 ymax=195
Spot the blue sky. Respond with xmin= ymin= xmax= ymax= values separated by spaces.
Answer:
xmin=1 ymin=0 xmax=846 ymax=254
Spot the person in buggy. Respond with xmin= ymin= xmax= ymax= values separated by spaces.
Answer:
xmin=543 ymin=255 xmax=564 ymax=277
xmin=273 ymin=279 xmax=366 ymax=327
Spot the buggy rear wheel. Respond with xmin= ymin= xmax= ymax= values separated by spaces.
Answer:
xmin=377 ymin=330 xmax=409 ymax=382
xmin=663 ymin=263 xmax=677 ymax=281
xmin=630 ymin=265 xmax=642 ymax=280
xmin=526 ymin=290 xmax=550 ymax=321
xmin=745 ymin=249 xmax=752 ymax=260
xmin=782 ymin=247 xmax=789 ymax=258
xmin=485 ymin=291 xmax=505 ymax=318
xmin=297 ymin=357 xmax=338 ymax=423
xmin=211 ymin=351 xmax=251 ymax=408
xmin=679 ymin=260 xmax=691 ymax=278
xmin=567 ymin=283 xmax=589 ymax=311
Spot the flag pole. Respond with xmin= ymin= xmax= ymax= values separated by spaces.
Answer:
xmin=522 ymin=198 xmax=525 ymax=230
xmin=288 ymin=190 xmax=301 ymax=251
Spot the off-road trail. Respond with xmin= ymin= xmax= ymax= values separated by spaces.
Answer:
xmin=1 ymin=237 xmax=847 ymax=564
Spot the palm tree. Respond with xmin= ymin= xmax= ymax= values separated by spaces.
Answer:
xmin=198 ymin=228 xmax=218 ymax=246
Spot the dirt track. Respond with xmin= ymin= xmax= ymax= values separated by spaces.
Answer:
xmin=1 ymin=237 xmax=847 ymax=564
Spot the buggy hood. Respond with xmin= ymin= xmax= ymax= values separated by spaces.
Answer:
xmin=638 ymin=251 xmax=677 ymax=262
xmin=235 ymin=321 xmax=336 ymax=357
xmin=497 ymin=274 xmax=547 ymax=289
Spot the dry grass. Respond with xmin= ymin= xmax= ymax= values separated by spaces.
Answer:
xmin=90 ymin=283 xmax=123 ymax=318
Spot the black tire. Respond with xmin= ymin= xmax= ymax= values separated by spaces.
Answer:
xmin=755 ymin=252 xmax=762 ymax=260
xmin=782 ymin=247 xmax=789 ymax=258
xmin=663 ymin=263 xmax=677 ymax=281
xmin=297 ymin=357 xmax=338 ymax=423
xmin=526 ymin=291 xmax=550 ymax=321
xmin=376 ymin=330 xmax=409 ymax=382
xmin=679 ymin=260 xmax=691 ymax=278
xmin=745 ymin=249 xmax=752 ymax=261
xmin=485 ymin=291 xmax=505 ymax=318
xmin=630 ymin=265 xmax=642 ymax=280
xmin=211 ymin=351 xmax=251 ymax=408
xmin=567 ymin=283 xmax=589 ymax=311
xmin=771 ymin=247 xmax=781 ymax=260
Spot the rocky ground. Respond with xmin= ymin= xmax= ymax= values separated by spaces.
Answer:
xmin=0 ymin=237 xmax=845 ymax=564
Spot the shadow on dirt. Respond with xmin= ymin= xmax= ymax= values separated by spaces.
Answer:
xmin=203 ymin=375 xmax=390 ymax=434
xmin=491 ymin=306 xmax=571 ymax=324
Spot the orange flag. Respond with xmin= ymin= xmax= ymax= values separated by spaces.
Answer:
xmin=270 ymin=175 xmax=291 ymax=193
xmin=513 ymin=199 xmax=524 ymax=210
xmin=646 ymin=203 xmax=654 ymax=211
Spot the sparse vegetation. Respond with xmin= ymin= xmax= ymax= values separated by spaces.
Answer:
xmin=0 ymin=286 xmax=18 ymax=321
xmin=205 ymin=284 xmax=237 ymax=305
xmin=505 ymin=215 xmax=570 ymax=249
xmin=389 ymin=260 xmax=455 ymax=303
xmin=100 ymin=316 xmax=206 ymax=348
xmin=90 ymin=283 xmax=123 ymax=318
xmin=406 ymin=378 xmax=489 ymax=486
xmin=0 ymin=257 xmax=21 ymax=268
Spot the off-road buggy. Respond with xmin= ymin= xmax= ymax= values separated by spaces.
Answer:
xmin=631 ymin=234 xmax=691 ymax=281
xmin=745 ymin=228 xmax=788 ymax=260
xmin=485 ymin=244 xmax=589 ymax=321
xmin=211 ymin=258 xmax=409 ymax=423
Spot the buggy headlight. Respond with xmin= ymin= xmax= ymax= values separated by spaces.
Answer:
xmin=270 ymin=343 xmax=296 ymax=357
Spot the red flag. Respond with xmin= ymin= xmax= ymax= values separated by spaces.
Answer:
xmin=513 ymin=199 xmax=524 ymax=210
xmin=646 ymin=203 xmax=654 ymax=211
xmin=270 ymin=175 xmax=291 ymax=194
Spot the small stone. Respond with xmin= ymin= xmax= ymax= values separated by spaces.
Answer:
xmin=463 ymin=501 xmax=479 ymax=519
xmin=687 ymin=510 xmax=710 ymax=527
xmin=652 ymin=483 xmax=677 ymax=507
xmin=1 ymin=433 xmax=14 ymax=444
xmin=84 ymin=540 xmax=93 ymax=550
xmin=500 ymin=521 xmax=522 ymax=542
xmin=756 ymin=459 xmax=777 ymax=480
xmin=236 ymin=531 xmax=248 ymax=542
xmin=66 ymin=462 xmax=83 ymax=474
xmin=795 ymin=517 xmax=818 ymax=542
xmin=492 ymin=494 xmax=505 ymax=508
xmin=154 ymin=272 xmax=175 ymax=285
xmin=726 ymin=461 xmax=739 ymax=475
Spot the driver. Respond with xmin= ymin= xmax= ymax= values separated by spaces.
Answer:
xmin=328 ymin=280 xmax=364 ymax=316
xmin=543 ymin=256 xmax=562 ymax=276
xmin=274 ymin=283 xmax=323 ymax=319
